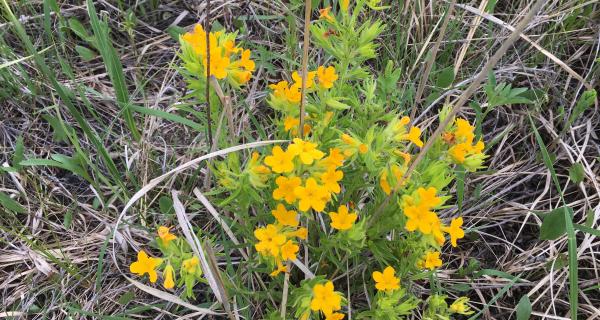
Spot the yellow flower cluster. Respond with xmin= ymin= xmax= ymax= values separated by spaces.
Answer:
xmin=401 ymin=187 xmax=465 ymax=250
xmin=340 ymin=133 xmax=369 ymax=157
xmin=265 ymin=139 xmax=345 ymax=213
xmin=254 ymin=140 xmax=358 ymax=275
xmin=444 ymin=118 xmax=486 ymax=171
xmin=310 ymin=281 xmax=344 ymax=319
xmin=181 ymin=24 xmax=255 ymax=84
xmin=254 ymin=221 xmax=306 ymax=276
xmin=268 ymin=66 xmax=338 ymax=108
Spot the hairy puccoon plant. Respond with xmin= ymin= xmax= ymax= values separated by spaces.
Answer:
xmin=129 ymin=1 xmax=486 ymax=318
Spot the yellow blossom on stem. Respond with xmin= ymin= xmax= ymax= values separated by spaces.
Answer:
xmin=254 ymin=224 xmax=286 ymax=257
xmin=442 ymin=217 xmax=465 ymax=247
xmin=310 ymin=281 xmax=343 ymax=315
xmin=403 ymin=204 xmax=439 ymax=234
xmin=321 ymin=168 xmax=343 ymax=194
xmin=321 ymin=148 xmax=345 ymax=169
xmin=401 ymin=126 xmax=423 ymax=147
xmin=372 ymin=266 xmax=400 ymax=292
xmin=288 ymin=227 xmax=308 ymax=240
xmin=130 ymin=250 xmax=162 ymax=283
xmin=270 ymin=259 xmax=288 ymax=277
xmin=182 ymin=256 xmax=200 ymax=274
xmin=292 ymin=70 xmax=317 ymax=89
xmin=317 ymin=66 xmax=339 ymax=89
xmin=287 ymin=138 xmax=325 ymax=165
xmin=163 ymin=264 xmax=175 ymax=289
xmin=264 ymin=146 xmax=295 ymax=173
xmin=422 ymin=251 xmax=442 ymax=270
xmin=281 ymin=240 xmax=299 ymax=260
xmin=319 ymin=7 xmax=334 ymax=21
xmin=273 ymin=175 xmax=302 ymax=204
xmin=157 ymin=226 xmax=177 ymax=246
xmin=272 ymin=203 xmax=299 ymax=227
xmin=450 ymin=297 xmax=474 ymax=315
xmin=329 ymin=205 xmax=358 ymax=231
xmin=294 ymin=178 xmax=331 ymax=212
xmin=326 ymin=312 xmax=345 ymax=320
xmin=340 ymin=0 xmax=349 ymax=11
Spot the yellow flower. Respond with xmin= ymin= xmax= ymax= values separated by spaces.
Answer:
xmin=182 ymin=256 xmax=200 ymax=274
xmin=329 ymin=205 xmax=357 ymax=231
xmin=294 ymin=177 xmax=330 ymax=212
xmin=223 ymin=39 xmax=240 ymax=55
xmin=203 ymin=49 xmax=230 ymax=79
xmin=289 ymin=227 xmax=308 ymax=240
xmin=422 ymin=251 xmax=442 ymax=270
xmin=270 ymin=80 xmax=290 ymax=99
xmin=372 ymin=266 xmax=400 ymax=292
xmin=272 ymin=203 xmax=299 ymax=227
xmin=130 ymin=250 xmax=162 ymax=283
xmin=157 ymin=226 xmax=177 ymax=246
xmin=264 ymin=146 xmax=295 ymax=173
xmin=319 ymin=7 xmax=334 ymax=21
xmin=448 ymin=142 xmax=469 ymax=163
xmin=380 ymin=169 xmax=391 ymax=195
xmin=283 ymin=116 xmax=311 ymax=136
xmin=321 ymin=169 xmax=343 ymax=194
xmin=254 ymin=224 xmax=286 ymax=257
xmin=340 ymin=0 xmax=349 ymax=11
xmin=403 ymin=204 xmax=439 ymax=234
xmin=238 ymin=49 xmax=255 ymax=71
xmin=292 ymin=70 xmax=316 ymax=89
xmin=310 ymin=281 xmax=343 ymax=315
xmin=281 ymin=240 xmax=299 ymax=260
xmin=163 ymin=264 xmax=175 ymax=289
xmin=273 ymin=175 xmax=302 ymax=204
xmin=417 ymin=187 xmax=442 ymax=208
xmin=321 ymin=148 xmax=345 ymax=169
xmin=401 ymin=126 xmax=424 ymax=147
xmin=326 ymin=312 xmax=345 ymax=320
xmin=283 ymin=116 xmax=299 ymax=132
xmin=450 ymin=297 xmax=473 ymax=315
xmin=442 ymin=217 xmax=465 ymax=247
xmin=317 ymin=66 xmax=338 ymax=89
xmin=455 ymin=118 xmax=475 ymax=143
xmin=430 ymin=217 xmax=446 ymax=246
xmin=270 ymin=260 xmax=288 ymax=277
xmin=340 ymin=133 xmax=368 ymax=156
xmin=288 ymin=138 xmax=325 ymax=165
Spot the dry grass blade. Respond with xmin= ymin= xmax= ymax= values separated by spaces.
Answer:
xmin=371 ymin=0 xmax=547 ymax=224
xmin=454 ymin=2 xmax=595 ymax=92
xmin=298 ymin=0 xmax=312 ymax=136
xmin=171 ymin=190 xmax=225 ymax=303
xmin=126 ymin=276 xmax=221 ymax=315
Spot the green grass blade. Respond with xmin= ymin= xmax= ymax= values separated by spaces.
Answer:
xmin=86 ymin=0 xmax=141 ymax=141
xmin=528 ymin=113 xmax=577 ymax=319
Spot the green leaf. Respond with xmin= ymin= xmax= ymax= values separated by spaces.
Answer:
xmin=75 ymin=45 xmax=97 ymax=61
xmin=0 ymin=191 xmax=26 ymax=214
xmin=64 ymin=209 xmax=73 ymax=228
xmin=86 ymin=0 xmax=140 ymax=141
xmin=159 ymin=196 xmax=174 ymax=215
xmin=13 ymin=135 xmax=24 ymax=170
xmin=118 ymin=291 xmax=135 ymax=305
xmin=68 ymin=18 xmax=93 ymax=42
xmin=567 ymin=89 xmax=596 ymax=130
xmin=516 ymin=295 xmax=532 ymax=320
xmin=568 ymin=162 xmax=585 ymax=183
xmin=42 ymin=114 xmax=72 ymax=142
xmin=435 ymin=67 xmax=454 ymax=88
xmin=539 ymin=206 xmax=572 ymax=240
